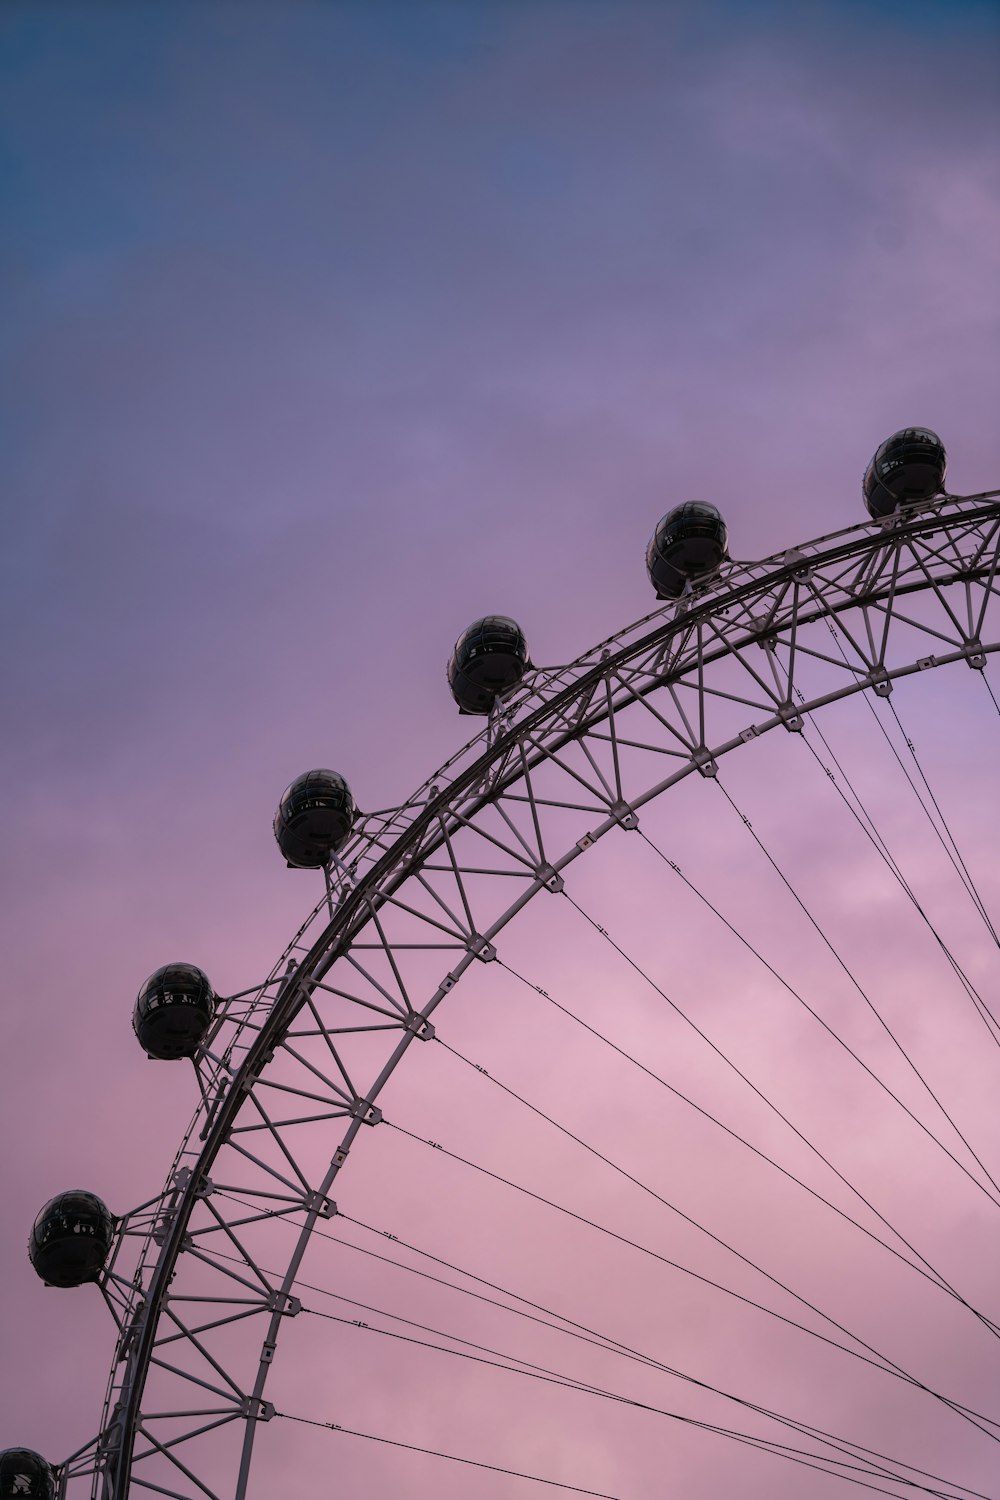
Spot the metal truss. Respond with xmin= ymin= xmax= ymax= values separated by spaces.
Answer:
xmin=47 ymin=491 xmax=1000 ymax=1498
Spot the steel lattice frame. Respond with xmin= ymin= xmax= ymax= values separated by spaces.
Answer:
xmin=50 ymin=491 xmax=1000 ymax=1498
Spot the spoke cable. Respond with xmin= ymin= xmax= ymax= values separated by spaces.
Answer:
xmin=885 ymin=695 xmax=1000 ymax=946
xmin=980 ymin=670 xmax=1000 ymax=720
xmin=632 ymin=827 xmax=1000 ymax=1332
xmin=825 ymin=620 xmax=999 ymax=950
xmin=296 ymin=1302 xmax=967 ymax=1498
xmin=186 ymin=1234 xmax=926 ymax=1495
xmin=212 ymin=1192 xmax=995 ymax=1498
xmin=430 ymin=1038 xmax=999 ymax=1429
xmin=797 ymin=715 xmax=1000 ymax=1048
xmin=275 ymin=1404 xmax=961 ymax=1500
xmin=274 ymin=1409 xmax=623 ymax=1498
xmin=383 ymin=1113 xmax=995 ymax=1442
xmin=497 ymin=952 xmax=997 ymax=1338
xmin=562 ymin=884 xmax=999 ymax=1218
xmin=712 ymin=776 xmax=1000 ymax=1201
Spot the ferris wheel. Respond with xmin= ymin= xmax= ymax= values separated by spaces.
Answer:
xmin=7 ymin=428 xmax=1000 ymax=1498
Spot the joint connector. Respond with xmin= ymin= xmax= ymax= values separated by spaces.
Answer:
xmin=267 ymin=1289 xmax=302 ymax=1316
xmin=783 ymin=548 xmax=811 ymax=581
xmin=241 ymin=1397 xmax=275 ymax=1422
xmin=151 ymin=1209 xmax=177 ymax=1247
xmin=239 ymin=1049 xmax=275 ymax=1092
xmin=96 ymin=1419 xmax=124 ymax=1470
xmin=965 ymin=641 xmax=986 ymax=670
xmin=535 ymin=863 xmax=564 ymax=893
xmin=307 ymin=1190 xmax=336 ymax=1219
xmin=868 ymin=668 xmax=892 ymax=697
xmin=350 ymin=1097 xmax=383 ymax=1126
xmin=778 ymin=705 xmax=803 ymax=733
xmin=693 ymin=749 xmax=718 ymax=778
xmin=611 ymin=800 xmax=638 ymax=830
xmin=405 ymin=1012 xmax=435 ymax=1040
xmin=467 ymin=934 xmax=496 ymax=962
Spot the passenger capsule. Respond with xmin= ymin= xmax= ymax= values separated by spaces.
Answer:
xmin=133 ymin=962 xmax=216 ymax=1060
xmin=0 ymin=1449 xmax=56 ymax=1499
xmin=28 ymin=1190 xmax=114 ymax=1288
xmin=447 ymin=616 xmax=529 ymax=715
xmin=647 ymin=502 xmax=729 ymax=599
xmin=274 ymin=769 xmax=355 ymax=868
xmin=863 ymin=428 xmax=947 ymax=519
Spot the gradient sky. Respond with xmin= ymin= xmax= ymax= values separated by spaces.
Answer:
xmin=2 ymin=2 xmax=999 ymax=1496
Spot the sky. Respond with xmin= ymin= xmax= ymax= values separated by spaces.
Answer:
xmin=1 ymin=1 xmax=999 ymax=1496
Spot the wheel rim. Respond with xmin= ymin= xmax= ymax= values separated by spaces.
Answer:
xmin=49 ymin=491 xmax=1000 ymax=1498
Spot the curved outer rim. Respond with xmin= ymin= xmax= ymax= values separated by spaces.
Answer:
xmin=88 ymin=491 xmax=1000 ymax=1498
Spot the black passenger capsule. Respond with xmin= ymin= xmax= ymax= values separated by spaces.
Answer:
xmin=863 ymin=428 xmax=947 ymax=519
xmin=274 ymin=770 xmax=355 ymax=868
xmin=0 ymin=1449 xmax=56 ymax=1499
xmin=28 ymin=1190 xmax=114 ymax=1288
xmin=133 ymin=962 xmax=216 ymax=1060
xmin=647 ymin=502 xmax=729 ymax=599
xmin=447 ymin=616 xmax=529 ymax=715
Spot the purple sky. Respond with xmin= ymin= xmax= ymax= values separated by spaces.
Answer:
xmin=2 ymin=2 xmax=999 ymax=1496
